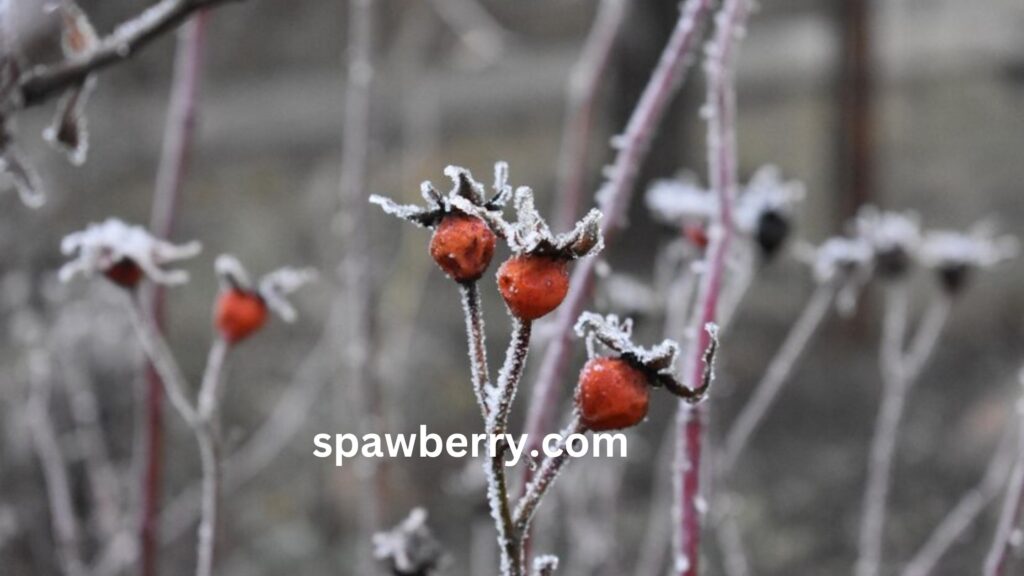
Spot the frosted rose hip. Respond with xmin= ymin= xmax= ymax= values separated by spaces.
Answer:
xmin=496 ymin=255 xmax=569 ymax=320
xmin=577 ymin=357 xmax=650 ymax=431
xmin=215 ymin=289 xmax=268 ymax=344
xmin=429 ymin=214 xmax=496 ymax=282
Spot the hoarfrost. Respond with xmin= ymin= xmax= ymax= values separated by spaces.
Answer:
xmin=59 ymin=218 xmax=201 ymax=285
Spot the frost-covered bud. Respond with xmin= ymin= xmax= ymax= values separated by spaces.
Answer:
xmin=59 ymin=219 xmax=201 ymax=288
xmin=371 ymin=164 xmax=511 ymax=283
xmin=572 ymin=313 xmax=718 ymax=422
xmin=854 ymin=207 xmax=921 ymax=279
xmin=646 ymin=165 xmax=804 ymax=258
xmin=919 ymin=227 xmax=1017 ymax=295
xmin=798 ymin=236 xmax=873 ymax=315
xmin=373 ymin=508 xmax=445 ymax=576
xmin=213 ymin=255 xmax=316 ymax=344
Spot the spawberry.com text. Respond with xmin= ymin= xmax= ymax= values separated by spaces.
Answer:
xmin=312 ymin=425 xmax=628 ymax=467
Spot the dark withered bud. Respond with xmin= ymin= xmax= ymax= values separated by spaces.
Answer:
xmin=937 ymin=263 xmax=970 ymax=295
xmin=755 ymin=209 xmax=790 ymax=259
xmin=875 ymin=247 xmax=913 ymax=279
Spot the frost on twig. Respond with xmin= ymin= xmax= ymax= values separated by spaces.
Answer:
xmin=646 ymin=164 xmax=804 ymax=258
xmin=215 ymin=255 xmax=317 ymax=322
xmin=574 ymin=312 xmax=717 ymax=404
xmin=59 ymin=218 xmax=201 ymax=286
xmin=370 ymin=162 xmax=512 ymax=229
xmin=0 ymin=135 xmax=46 ymax=207
xmin=531 ymin=554 xmax=559 ymax=576
xmin=42 ymin=1 xmax=99 ymax=165
xmin=373 ymin=508 xmax=445 ymax=576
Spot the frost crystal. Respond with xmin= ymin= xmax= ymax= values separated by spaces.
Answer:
xmin=59 ymin=219 xmax=201 ymax=285
xmin=0 ymin=143 xmax=46 ymax=207
xmin=919 ymin=227 xmax=1017 ymax=271
xmin=215 ymin=254 xmax=316 ymax=322
xmin=532 ymin=554 xmax=559 ymax=575
xmin=370 ymin=162 xmax=512 ymax=229
xmin=372 ymin=507 xmax=444 ymax=575
xmin=43 ymin=1 xmax=100 ymax=165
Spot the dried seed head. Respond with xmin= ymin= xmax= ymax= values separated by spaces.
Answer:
xmin=59 ymin=219 xmax=201 ymax=287
xmin=797 ymin=236 xmax=874 ymax=315
xmin=429 ymin=213 xmax=496 ymax=283
xmin=373 ymin=508 xmax=445 ymax=576
xmin=577 ymin=357 xmax=650 ymax=431
xmin=919 ymin=226 xmax=1017 ymax=295
xmin=854 ymin=207 xmax=921 ymax=279
xmin=497 ymin=255 xmax=569 ymax=320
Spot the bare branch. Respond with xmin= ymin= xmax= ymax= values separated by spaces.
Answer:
xmin=17 ymin=0 xmax=244 ymax=107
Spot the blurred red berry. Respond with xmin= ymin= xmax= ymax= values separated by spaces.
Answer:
xmin=576 ymin=357 xmax=650 ymax=431
xmin=104 ymin=258 xmax=143 ymax=289
xmin=684 ymin=224 xmax=709 ymax=249
xmin=215 ymin=289 xmax=268 ymax=344
xmin=496 ymin=255 xmax=569 ymax=320
xmin=429 ymin=214 xmax=496 ymax=282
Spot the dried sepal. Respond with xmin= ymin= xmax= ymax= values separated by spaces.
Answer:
xmin=43 ymin=1 xmax=99 ymax=165
xmin=532 ymin=554 xmax=559 ymax=576
xmin=370 ymin=162 xmax=510 ymax=229
xmin=453 ymin=186 xmax=604 ymax=259
xmin=373 ymin=507 xmax=445 ymax=576
xmin=59 ymin=219 xmax=201 ymax=285
xmin=0 ymin=139 xmax=46 ymax=207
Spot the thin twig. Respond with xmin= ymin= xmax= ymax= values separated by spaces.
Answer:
xmin=461 ymin=282 xmax=491 ymax=421
xmin=719 ymin=282 xmax=837 ymax=474
xmin=26 ymin=351 xmax=88 ymax=576
xmin=856 ymin=288 xmax=951 ymax=576
xmin=523 ymin=0 xmax=714 ymax=499
xmin=637 ymin=422 xmax=677 ymax=576
xmin=17 ymin=0 xmax=243 ymax=107
xmin=714 ymin=499 xmax=751 ymax=576
xmin=512 ymin=415 xmax=586 ymax=536
xmin=337 ymin=0 xmax=381 ymax=570
xmin=674 ymin=1 xmax=750 ymax=574
xmin=983 ymin=374 xmax=1024 ymax=576
xmin=487 ymin=320 xmax=533 ymax=576
xmin=902 ymin=419 xmax=1019 ymax=576
xmin=553 ymin=0 xmax=627 ymax=231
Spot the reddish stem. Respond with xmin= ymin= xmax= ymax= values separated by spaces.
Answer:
xmin=674 ymin=1 xmax=748 ymax=574
xmin=141 ymin=12 xmax=209 ymax=576
xmin=522 ymin=0 xmax=713 ymax=505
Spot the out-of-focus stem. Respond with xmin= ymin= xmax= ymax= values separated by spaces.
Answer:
xmin=513 ymin=416 xmax=586 ymax=536
xmin=523 ymin=0 xmax=714 ymax=500
xmin=855 ymin=288 xmax=950 ymax=576
xmin=983 ymin=374 xmax=1024 ymax=576
xmin=903 ymin=420 xmax=1018 ymax=576
xmin=719 ymin=282 xmax=837 ymax=474
xmin=673 ymin=1 xmax=749 ymax=574
xmin=141 ymin=13 xmax=209 ymax=575
xmin=553 ymin=0 xmax=627 ymax=231
xmin=337 ymin=0 xmax=381 ymax=570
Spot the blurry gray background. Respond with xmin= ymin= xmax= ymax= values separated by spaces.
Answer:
xmin=1 ymin=0 xmax=1023 ymax=575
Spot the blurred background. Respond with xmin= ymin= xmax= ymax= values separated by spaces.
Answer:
xmin=1 ymin=0 xmax=1023 ymax=575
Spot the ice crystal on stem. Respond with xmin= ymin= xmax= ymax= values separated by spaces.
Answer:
xmin=59 ymin=218 xmax=201 ymax=287
xmin=373 ymin=508 xmax=445 ymax=576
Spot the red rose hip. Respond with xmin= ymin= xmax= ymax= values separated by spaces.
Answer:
xmin=104 ymin=258 xmax=144 ymax=289
xmin=429 ymin=214 xmax=496 ymax=282
xmin=215 ymin=289 xmax=268 ymax=344
xmin=496 ymin=255 xmax=569 ymax=320
xmin=577 ymin=357 xmax=650 ymax=431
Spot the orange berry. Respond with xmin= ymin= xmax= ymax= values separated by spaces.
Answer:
xmin=684 ymin=224 xmax=709 ymax=249
xmin=576 ymin=358 xmax=650 ymax=431
xmin=429 ymin=214 xmax=497 ymax=283
xmin=215 ymin=289 xmax=268 ymax=344
xmin=104 ymin=258 xmax=143 ymax=289
xmin=496 ymin=255 xmax=569 ymax=320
